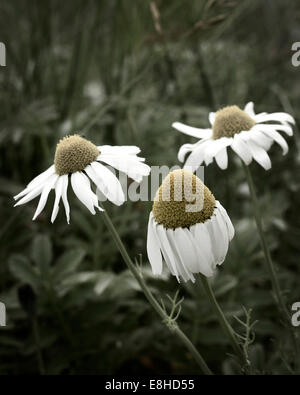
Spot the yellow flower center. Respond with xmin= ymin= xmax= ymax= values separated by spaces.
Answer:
xmin=152 ymin=169 xmax=215 ymax=229
xmin=54 ymin=135 xmax=99 ymax=175
xmin=212 ymin=105 xmax=255 ymax=140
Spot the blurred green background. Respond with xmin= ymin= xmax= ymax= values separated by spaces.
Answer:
xmin=0 ymin=0 xmax=300 ymax=375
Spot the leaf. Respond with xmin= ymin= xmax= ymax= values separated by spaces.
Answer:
xmin=57 ymin=271 xmax=100 ymax=296
xmin=52 ymin=249 xmax=86 ymax=281
xmin=31 ymin=234 xmax=52 ymax=276
xmin=94 ymin=272 xmax=115 ymax=296
xmin=9 ymin=255 xmax=40 ymax=289
xmin=214 ymin=275 xmax=238 ymax=298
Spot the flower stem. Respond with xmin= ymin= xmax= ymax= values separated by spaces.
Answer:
xmin=242 ymin=163 xmax=289 ymax=319
xmin=199 ymin=274 xmax=248 ymax=369
xmin=101 ymin=205 xmax=213 ymax=375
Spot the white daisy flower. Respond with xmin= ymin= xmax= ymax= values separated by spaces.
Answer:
xmin=14 ymin=135 xmax=151 ymax=223
xmin=173 ymin=102 xmax=295 ymax=171
xmin=147 ymin=169 xmax=234 ymax=283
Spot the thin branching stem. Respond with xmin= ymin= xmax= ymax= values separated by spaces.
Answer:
xmin=101 ymin=204 xmax=213 ymax=375
xmin=199 ymin=274 xmax=249 ymax=370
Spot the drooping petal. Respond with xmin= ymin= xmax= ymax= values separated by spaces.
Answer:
xmin=99 ymin=154 xmax=151 ymax=183
xmin=249 ymin=129 xmax=273 ymax=151
xmin=191 ymin=222 xmax=215 ymax=272
xmin=215 ymin=147 xmax=228 ymax=169
xmin=166 ymin=229 xmax=195 ymax=283
xmin=215 ymin=201 xmax=235 ymax=241
xmin=32 ymin=174 xmax=59 ymax=220
xmin=173 ymin=228 xmax=199 ymax=273
xmin=259 ymin=127 xmax=289 ymax=155
xmin=98 ymin=145 xmax=141 ymax=156
xmin=61 ymin=175 xmax=70 ymax=224
xmin=206 ymin=214 xmax=227 ymax=266
xmin=254 ymin=112 xmax=295 ymax=125
xmin=172 ymin=122 xmax=212 ymax=139
xmin=231 ymin=134 xmax=253 ymax=165
xmin=256 ymin=123 xmax=293 ymax=137
xmin=86 ymin=162 xmax=125 ymax=206
xmin=183 ymin=226 xmax=214 ymax=277
xmin=27 ymin=165 xmax=56 ymax=190
xmin=204 ymin=137 xmax=232 ymax=165
xmin=184 ymin=139 xmax=213 ymax=171
xmin=71 ymin=172 xmax=99 ymax=214
xmin=155 ymin=224 xmax=180 ymax=281
xmin=14 ymin=183 xmax=46 ymax=207
xmin=51 ymin=176 xmax=64 ymax=223
xmin=147 ymin=214 xmax=163 ymax=275
xmin=14 ymin=165 xmax=56 ymax=201
xmin=178 ymin=143 xmax=194 ymax=163
xmin=245 ymin=140 xmax=272 ymax=170
xmin=213 ymin=209 xmax=230 ymax=264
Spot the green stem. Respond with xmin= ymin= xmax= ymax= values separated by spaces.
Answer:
xmin=242 ymin=163 xmax=289 ymax=319
xmin=101 ymin=205 xmax=213 ymax=375
xmin=199 ymin=274 xmax=248 ymax=368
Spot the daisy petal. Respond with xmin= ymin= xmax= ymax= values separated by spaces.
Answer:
xmin=173 ymin=228 xmax=199 ymax=273
xmin=244 ymin=102 xmax=255 ymax=118
xmin=215 ymin=147 xmax=228 ymax=169
xmin=147 ymin=214 xmax=163 ymax=275
xmin=71 ymin=172 xmax=98 ymax=214
xmin=191 ymin=222 xmax=215 ymax=272
xmin=186 ymin=226 xmax=214 ymax=277
xmin=27 ymin=165 xmax=56 ymax=189
xmin=99 ymin=154 xmax=150 ymax=183
xmin=213 ymin=209 xmax=229 ymax=264
xmin=255 ymin=112 xmax=295 ymax=125
xmin=204 ymin=137 xmax=232 ymax=165
xmin=250 ymin=129 xmax=273 ymax=151
xmin=209 ymin=112 xmax=216 ymax=126
xmin=14 ymin=165 xmax=56 ymax=201
xmin=260 ymin=127 xmax=289 ymax=155
xmin=97 ymin=145 xmax=141 ymax=155
xmin=51 ymin=176 xmax=64 ymax=223
xmin=184 ymin=140 xmax=213 ymax=171
xmin=60 ymin=175 xmax=70 ymax=224
xmin=33 ymin=174 xmax=59 ymax=220
xmin=206 ymin=214 xmax=227 ymax=266
xmin=87 ymin=162 xmax=125 ymax=206
xmin=178 ymin=143 xmax=193 ymax=163
xmin=14 ymin=183 xmax=46 ymax=207
xmin=246 ymin=140 xmax=272 ymax=170
xmin=231 ymin=134 xmax=252 ymax=165
xmin=216 ymin=201 xmax=234 ymax=241
xmin=167 ymin=229 xmax=195 ymax=283
xmin=172 ymin=122 xmax=212 ymax=139
xmin=256 ymin=123 xmax=293 ymax=137
xmin=156 ymin=225 xmax=180 ymax=281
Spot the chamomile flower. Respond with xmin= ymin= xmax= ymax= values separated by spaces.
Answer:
xmin=173 ymin=102 xmax=295 ymax=171
xmin=14 ymin=135 xmax=151 ymax=223
xmin=147 ymin=169 xmax=234 ymax=282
